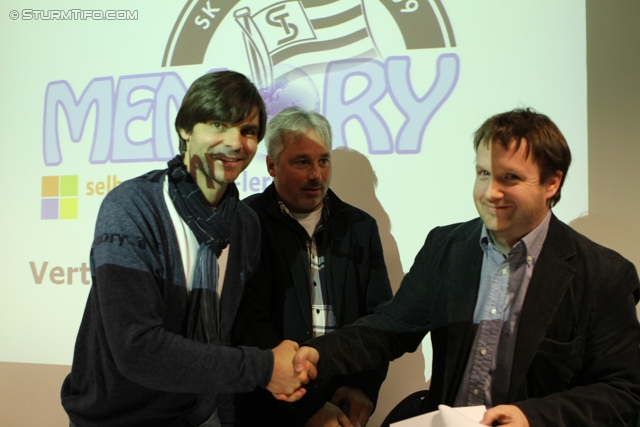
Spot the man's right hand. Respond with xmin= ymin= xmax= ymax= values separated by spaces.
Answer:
xmin=481 ymin=405 xmax=529 ymax=427
xmin=305 ymin=402 xmax=352 ymax=427
xmin=294 ymin=345 xmax=320 ymax=375
xmin=268 ymin=340 xmax=317 ymax=402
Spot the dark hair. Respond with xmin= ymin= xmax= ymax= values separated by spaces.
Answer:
xmin=175 ymin=71 xmax=267 ymax=154
xmin=473 ymin=108 xmax=571 ymax=207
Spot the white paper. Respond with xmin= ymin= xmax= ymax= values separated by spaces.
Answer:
xmin=390 ymin=405 xmax=486 ymax=427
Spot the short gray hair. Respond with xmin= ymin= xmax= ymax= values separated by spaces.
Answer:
xmin=265 ymin=107 xmax=333 ymax=163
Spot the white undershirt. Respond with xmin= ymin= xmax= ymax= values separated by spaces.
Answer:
xmin=290 ymin=208 xmax=322 ymax=237
xmin=163 ymin=176 xmax=229 ymax=296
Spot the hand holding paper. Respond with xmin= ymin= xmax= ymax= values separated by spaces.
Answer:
xmin=480 ymin=404 xmax=529 ymax=427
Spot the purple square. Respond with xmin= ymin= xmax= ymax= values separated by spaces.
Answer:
xmin=41 ymin=199 xmax=59 ymax=220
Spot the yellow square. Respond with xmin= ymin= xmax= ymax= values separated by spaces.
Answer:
xmin=59 ymin=198 xmax=78 ymax=220
xmin=42 ymin=176 xmax=59 ymax=197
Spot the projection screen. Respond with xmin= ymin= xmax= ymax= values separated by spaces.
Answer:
xmin=0 ymin=0 xmax=586 ymax=380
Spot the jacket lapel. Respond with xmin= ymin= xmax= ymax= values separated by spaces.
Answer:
xmin=448 ymin=222 xmax=484 ymax=322
xmin=508 ymin=215 xmax=576 ymax=398
xmin=326 ymin=239 xmax=346 ymax=323
xmin=266 ymin=200 xmax=314 ymax=331
xmin=218 ymin=211 xmax=253 ymax=338
xmin=443 ymin=220 xmax=484 ymax=398
xmin=325 ymin=191 xmax=348 ymax=322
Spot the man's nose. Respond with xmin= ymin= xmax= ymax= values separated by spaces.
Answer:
xmin=484 ymin=178 xmax=503 ymax=201
xmin=308 ymin=163 xmax=321 ymax=180
xmin=224 ymin=128 xmax=243 ymax=150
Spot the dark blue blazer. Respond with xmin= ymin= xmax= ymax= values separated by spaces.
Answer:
xmin=309 ymin=215 xmax=640 ymax=426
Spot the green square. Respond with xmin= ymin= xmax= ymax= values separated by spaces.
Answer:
xmin=60 ymin=175 xmax=79 ymax=197
xmin=59 ymin=198 xmax=78 ymax=220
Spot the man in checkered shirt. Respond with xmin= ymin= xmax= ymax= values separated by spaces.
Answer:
xmin=233 ymin=107 xmax=393 ymax=427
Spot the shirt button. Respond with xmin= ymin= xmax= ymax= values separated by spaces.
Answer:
xmin=502 ymin=268 xmax=507 ymax=275
xmin=480 ymin=348 xmax=487 ymax=355
xmin=473 ymin=389 xmax=479 ymax=395
xmin=316 ymin=309 xmax=320 ymax=314
xmin=313 ymin=281 xmax=317 ymax=287
xmin=527 ymin=255 xmax=532 ymax=263
xmin=491 ymin=308 xmax=497 ymax=315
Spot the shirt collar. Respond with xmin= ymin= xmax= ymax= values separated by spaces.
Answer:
xmin=277 ymin=194 xmax=331 ymax=225
xmin=480 ymin=210 xmax=552 ymax=266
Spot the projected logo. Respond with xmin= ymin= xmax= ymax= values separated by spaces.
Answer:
xmin=163 ymin=0 xmax=460 ymax=154
xmin=41 ymin=175 xmax=79 ymax=220
xmin=41 ymin=0 xmax=459 ymax=167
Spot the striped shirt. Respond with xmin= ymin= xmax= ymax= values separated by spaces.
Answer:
xmin=279 ymin=199 xmax=338 ymax=337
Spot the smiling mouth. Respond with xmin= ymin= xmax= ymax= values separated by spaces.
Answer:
xmin=485 ymin=204 xmax=509 ymax=213
xmin=210 ymin=153 xmax=243 ymax=162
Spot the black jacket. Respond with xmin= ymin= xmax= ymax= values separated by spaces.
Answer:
xmin=233 ymin=184 xmax=393 ymax=426
xmin=307 ymin=215 xmax=640 ymax=426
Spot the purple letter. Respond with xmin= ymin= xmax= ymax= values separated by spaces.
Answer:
xmin=323 ymin=59 xmax=393 ymax=154
xmin=43 ymin=77 xmax=114 ymax=166
xmin=111 ymin=72 xmax=187 ymax=163
xmin=386 ymin=54 xmax=459 ymax=154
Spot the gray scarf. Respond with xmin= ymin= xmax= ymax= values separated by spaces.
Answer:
xmin=166 ymin=155 xmax=239 ymax=343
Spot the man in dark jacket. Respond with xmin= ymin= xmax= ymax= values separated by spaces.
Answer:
xmin=233 ymin=106 xmax=393 ymax=427
xmin=291 ymin=108 xmax=640 ymax=427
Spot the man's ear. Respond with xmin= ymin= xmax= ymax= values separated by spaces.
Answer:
xmin=267 ymin=156 xmax=276 ymax=178
xmin=179 ymin=128 xmax=190 ymax=142
xmin=545 ymin=170 xmax=563 ymax=200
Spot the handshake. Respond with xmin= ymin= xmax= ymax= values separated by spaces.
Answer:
xmin=267 ymin=340 xmax=321 ymax=402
